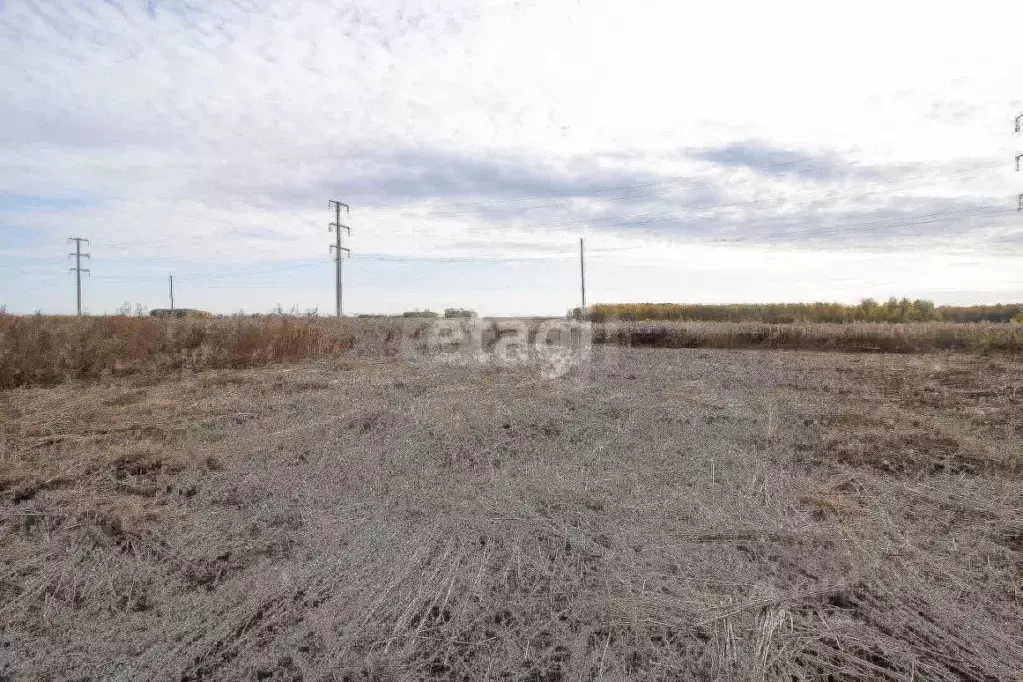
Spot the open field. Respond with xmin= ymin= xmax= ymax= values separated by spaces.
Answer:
xmin=4 ymin=314 xmax=1023 ymax=388
xmin=2 ymin=346 xmax=1022 ymax=680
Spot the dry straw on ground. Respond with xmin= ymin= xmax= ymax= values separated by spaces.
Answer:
xmin=1 ymin=346 xmax=1022 ymax=679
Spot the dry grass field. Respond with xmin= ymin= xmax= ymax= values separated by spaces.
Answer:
xmin=4 ymin=314 xmax=1023 ymax=389
xmin=2 ymin=344 xmax=1022 ymax=680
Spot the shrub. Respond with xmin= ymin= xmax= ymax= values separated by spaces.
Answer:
xmin=150 ymin=309 xmax=212 ymax=319
xmin=443 ymin=308 xmax=477 ymax=319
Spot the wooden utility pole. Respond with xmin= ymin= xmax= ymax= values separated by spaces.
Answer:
xmin=169 ymin=275 xmax=175 ymax=312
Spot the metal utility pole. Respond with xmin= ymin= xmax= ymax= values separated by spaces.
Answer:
xmin=328 ymin=199 xmax=351 ymax=317
xmin=169 ymin=275 xmax=175 ymax=312
xmin=579 ymin=237 xmax=586 ymax=314
xmin=67 ymin=237 xmax=90 ymax=316
xmin=1017 ymin=115 xmax=1023 ymax=210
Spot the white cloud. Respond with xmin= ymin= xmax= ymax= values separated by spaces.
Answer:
xmin=1 ymin=0 xmax=1023 ymax=314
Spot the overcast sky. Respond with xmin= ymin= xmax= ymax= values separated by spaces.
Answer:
xmin=2 ymin=0 xmax=1022 ymax=315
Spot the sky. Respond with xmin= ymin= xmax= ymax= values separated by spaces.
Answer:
xmin=1 ymin=0 xmax=1022 ymax=316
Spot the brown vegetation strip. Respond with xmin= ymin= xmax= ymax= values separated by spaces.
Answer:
xmin=3 ymin=314 xmax=1023 ymax=390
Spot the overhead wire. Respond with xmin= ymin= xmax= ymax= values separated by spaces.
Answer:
xmin=390 ymin=155 xmax=1005 ymax=218
xmin=714 ymin=207 xmax=1015 ymax=245
xmin=517 ymin=159 xmax=1007 ymax=230
xmin=377 ymin=150 xmax=876 ymax=213
xmin=14 ymin=152 xmax=1019 ymax=297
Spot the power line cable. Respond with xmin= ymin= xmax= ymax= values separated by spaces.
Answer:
xmin=390 ymin=155 xmax=1004 ymax=217
xmin=450 ymin=164 xmax=1003 ymax=238
xmin=377 ymin=151 xmax=877 ymax=213
xmin=520 ymin=160 xmax=1007 ymax=229
xmin=533 ymin=197 xmax=1008 ymax=241
xmin=713 ymin=207 xmax=1013 ymax=245
xmin=61 ymin=159 xmax=1010 ymax=274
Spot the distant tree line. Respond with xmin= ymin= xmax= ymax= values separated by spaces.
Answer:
xmin=398 ymin=308 xmax=477 ymax=319
xmin=936 ymin=304 xmax=1023 ymax=323
xmin=571 ymin=299 xmax=1023 ymax=324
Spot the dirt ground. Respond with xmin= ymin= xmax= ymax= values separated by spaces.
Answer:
xmin=1 ymin=348 xmax=1022 ymax=681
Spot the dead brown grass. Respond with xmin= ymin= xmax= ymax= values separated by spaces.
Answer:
xmin=799 ymin=488 xmax=860 ymax=519
xmin=4 ymin=314 xmax=1023 ymax=389
xmin=594 ymin=319 xmax=1023 ymax=354
xmin=2 ymin=349 xmax=1022 ymax=679
xmin=0 ymin=314 xmax=404 ymax=388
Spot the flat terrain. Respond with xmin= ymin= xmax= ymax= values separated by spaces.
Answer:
xmin=1 ymin=348 xmax=1022 ymax=680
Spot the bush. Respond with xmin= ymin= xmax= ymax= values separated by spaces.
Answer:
xmin=150 ymin=309 xmax=212 ymax=319
xmin=443 ymin=308 xmax=477 ymax=319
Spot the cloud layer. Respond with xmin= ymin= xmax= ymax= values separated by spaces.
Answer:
xmin=1 ymin=0 xmax=1023 ymax=313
